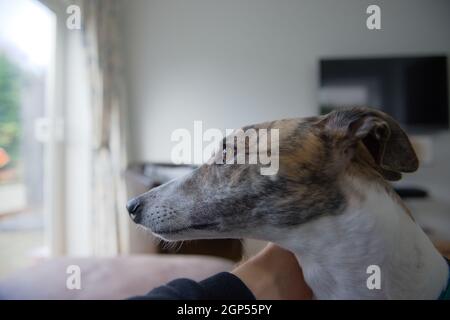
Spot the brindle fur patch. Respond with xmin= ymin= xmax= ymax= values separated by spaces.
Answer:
xmin=185 ymin=116 xmax=348 ymax=232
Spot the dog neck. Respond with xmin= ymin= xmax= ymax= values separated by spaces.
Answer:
xmin=277 ymin=174 xmax=449 ymax=299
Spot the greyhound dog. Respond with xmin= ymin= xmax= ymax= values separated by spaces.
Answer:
xmin=126 ymin=107 xmax=449 ymax=299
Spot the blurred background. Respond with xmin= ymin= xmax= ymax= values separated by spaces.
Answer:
xmin=0 ymin=0 xmax=449 ymax=299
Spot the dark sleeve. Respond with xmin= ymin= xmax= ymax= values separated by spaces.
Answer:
xmin=128 ymin=272 xmax=256 ymax=300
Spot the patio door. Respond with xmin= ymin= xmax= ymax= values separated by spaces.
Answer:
xmin=0 ymin=0 xmax=63 ymax=277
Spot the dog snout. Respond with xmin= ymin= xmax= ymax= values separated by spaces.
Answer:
xmin=126 ymin=197 xmax=143 ymax=222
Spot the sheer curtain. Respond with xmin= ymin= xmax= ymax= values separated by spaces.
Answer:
xmin=81 ymin=0 xmax=129 ymax=255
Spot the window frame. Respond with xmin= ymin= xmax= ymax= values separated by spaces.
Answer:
xmin=37 ymin=0 xmax=68 ymax=256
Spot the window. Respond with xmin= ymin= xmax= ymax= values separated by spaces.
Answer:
xmin=0 ymin=0 xmax=57 ymax=277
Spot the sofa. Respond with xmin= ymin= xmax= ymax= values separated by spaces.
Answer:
xmin=0 ymin=254 xmax=234 ymax=299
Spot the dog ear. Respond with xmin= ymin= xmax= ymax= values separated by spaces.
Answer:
xmin=322 ymin=107 xmax=419 ymax=181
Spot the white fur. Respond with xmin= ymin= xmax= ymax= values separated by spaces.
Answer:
xmin=276 ymin=176 xmax=449 ymax=299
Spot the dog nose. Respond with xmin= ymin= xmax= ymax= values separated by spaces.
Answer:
xmin=126 ymin=198 xmax=142 ymax=222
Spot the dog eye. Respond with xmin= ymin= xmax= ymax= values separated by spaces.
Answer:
xmin=221 ymin=144 xmax=238 ymax=164
xmin=222 ymin=147 xmax=228 ymax=163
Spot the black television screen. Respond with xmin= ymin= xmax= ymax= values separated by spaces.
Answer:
xmin=319 ymin=56 xmax=449 ymax=130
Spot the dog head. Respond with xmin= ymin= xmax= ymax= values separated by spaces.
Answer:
xmin=127 ymin=107 xmax=418 ymax=242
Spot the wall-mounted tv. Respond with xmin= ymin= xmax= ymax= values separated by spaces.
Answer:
xmin=319 ymin=56 xmax=449 ymax=131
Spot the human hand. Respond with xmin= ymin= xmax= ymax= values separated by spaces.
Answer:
xmin=232 ymin=243 xmax=313 ymax=300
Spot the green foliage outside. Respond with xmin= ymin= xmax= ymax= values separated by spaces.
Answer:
xmin=0 ymin=54 xmax=21 ymax=168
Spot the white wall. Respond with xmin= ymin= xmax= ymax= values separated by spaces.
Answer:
xmin=122 ymin=0 xmax=450 ymax=162
xmin=121 ymin=0 xmax=450 ymax=250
